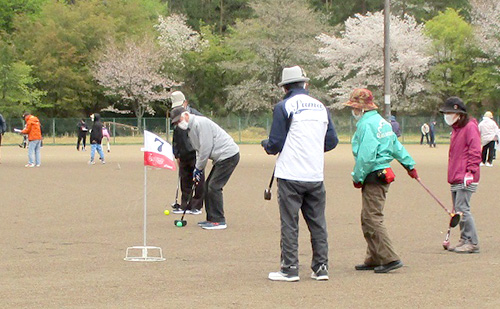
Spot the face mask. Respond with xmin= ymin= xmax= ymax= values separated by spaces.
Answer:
xmin=177 ymin=120 xmax=189 ymax=130
xmin=352 ymin=109 xmax=364 ymax=121
xmin=90 ymin=114 xmax=94 ymax=121
xmin=444 ymin=114 xmax=458 ymax=126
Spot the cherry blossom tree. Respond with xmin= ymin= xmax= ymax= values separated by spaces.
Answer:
xmin=470 ymin=0 xmax=500 ymax=89
xmin=92 ymin=37 xmax=179 ymax=129
xmin=316 ymin=11 xmax=431 ymax=111
xmin=154 ymin=14 xmax=206 ymax=69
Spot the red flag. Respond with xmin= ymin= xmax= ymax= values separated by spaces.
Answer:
xmin=142 ymin=130 xmax=176 ymax=170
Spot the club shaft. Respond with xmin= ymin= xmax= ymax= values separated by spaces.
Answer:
xmin=416 ymin=178 xmax=452 ymax=215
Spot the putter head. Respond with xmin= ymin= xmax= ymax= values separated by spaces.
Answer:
xmin=174 ymin=219 xmax=187 ymax=227
xmin=449 ymin=213 xmax=461 ymax=228
xmin=264 ymin=188 xmax=272 ymax=200
xmin=442 ymin=240 xmax=450 ymax=250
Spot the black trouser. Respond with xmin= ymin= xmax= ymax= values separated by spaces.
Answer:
xmin=481 ymin=140 xmax=496 ymax=164
xmin=179 ymin=157 xmax=204 ymax=211
xmin=420 ymin=133 xmax=429 ymax=145
xmin=204 ymin=153 xmax=240 ymax=223
xmin=77 ymin=132 xmax=87 ymax=150
xmin=429 ymin=132 xmax=436 ymax=147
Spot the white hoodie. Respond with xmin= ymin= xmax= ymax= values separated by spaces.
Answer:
xmin=478 ymin=116 xmax=499 ymax=146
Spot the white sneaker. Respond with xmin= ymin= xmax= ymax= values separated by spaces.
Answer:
xmin=189 ymin=209 xmax=202 ymax=215
xmin=480 ymin=162 xmax=485 ymax=166
xmin=311 ymin=264 xmax=329 ymax=281
xmin=88 ymin=160 xmax=96 ymax=165
xmin=486 ymin=162 xmax=493 ymax=167
xmin=25 ymin=163 xmax=35 ymax=168
xmin=35 ymin=164 xmax=40 ymax=167
xmin=268 ymin=271 xmax=299 ymax=282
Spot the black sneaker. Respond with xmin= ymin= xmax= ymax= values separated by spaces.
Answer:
xmin=311 ymin=264 xmax=329 ymax=281
xmin=355 ymin=264 xmax=377 ymax=271
xmin=374 ymin=260 xmax=403 ymax=273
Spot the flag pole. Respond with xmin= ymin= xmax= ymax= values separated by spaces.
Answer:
xmin=143 ymin=165 xmax=147 ymax=247
xmin=124 ymin=131 xmax=165 ymax=262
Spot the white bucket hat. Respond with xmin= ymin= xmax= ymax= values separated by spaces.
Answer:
xmin=278 ymin=66 xmax=310 ymax=86
xmin=170 ymin=91 xmax=186 ymax=108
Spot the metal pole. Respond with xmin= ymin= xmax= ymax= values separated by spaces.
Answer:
xmin=143 ymin=165 xmax=147 ymax=247
xmin=238 ymin=117 xmax=241 ymax=143
xmin=52 ymin=118 xmax=56 ymax=144
xmin=383 ymin=0 xmax=391 ymax=121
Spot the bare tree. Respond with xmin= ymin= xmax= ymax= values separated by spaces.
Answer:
xmin=224 ymin=0 xmax=329 ymax=114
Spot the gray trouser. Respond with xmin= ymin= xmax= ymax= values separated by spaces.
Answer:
xmin=452 ymin=189 xmax=479 ymax=245
xmin=277 ymin=179 xmax=328 ymax=275
xmin=204 ymin=153 xmax=239 ymax=223
xmin=361 ymin=182 xmax=400 ymax=265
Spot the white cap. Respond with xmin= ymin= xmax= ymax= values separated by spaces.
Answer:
xmin=170 ymin=91 xmax=186 ymax=108
xmin=278 ymin=66 xmax=310 ymax=86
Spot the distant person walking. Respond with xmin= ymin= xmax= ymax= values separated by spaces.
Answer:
xmin=102 ymin=124 xmax=111 ymax=153
xmin=76 ymin=118 xmax=88 ymax=151
xmin=89 ymin=113 xmax=105 ymax=165
xmin=21 ymin=112 xmax=42 ymax=167
xmin=478 ymin=111 xmax=498 ymax=167
xmin=440 ymin=97 xmax=481 ymax=253
xmin=420 ymin=123 xmax=430 ymax=145
xmin=429 ymin=121 xmax=437 ymax=148
xmin=0 ymin=113 xmax=6 ymax=163
xmin=390 ymin=115 xmax=401 ymax=138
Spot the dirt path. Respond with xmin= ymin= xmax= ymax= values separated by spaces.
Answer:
xmin=1 ymin=144 xmax=499 ymax=308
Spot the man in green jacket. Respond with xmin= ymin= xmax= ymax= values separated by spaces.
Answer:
xmin=344 ymin=88 xmax=419 ymax=273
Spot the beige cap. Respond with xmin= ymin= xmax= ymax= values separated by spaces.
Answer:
xmin=170 ymin=91 xmax=186 ymax=108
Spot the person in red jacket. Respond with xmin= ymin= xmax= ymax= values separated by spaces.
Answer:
xmin=21 ymin=112 xmax=43 ymax=167
xmin=439 ymin=97 xmax=481 ymax=253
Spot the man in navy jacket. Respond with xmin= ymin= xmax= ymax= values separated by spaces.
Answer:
xmin=262 ymin=65 xmax=338 ymax=282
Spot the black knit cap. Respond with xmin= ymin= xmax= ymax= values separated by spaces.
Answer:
xmin=439 ymin=97 xmax=467 ymax=114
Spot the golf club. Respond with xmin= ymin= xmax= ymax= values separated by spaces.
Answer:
xmin=170 ymin=170 xmax=181 ymax=209
xmin=415 ymin=178 xmax=461 ymax=228
xmin=443 ymin=204 xmax=458 ymax=250
xmin=264 ymin=168 xmax=275 ymax=200
xmin=174 ymin=182 xmax=196 ymax=227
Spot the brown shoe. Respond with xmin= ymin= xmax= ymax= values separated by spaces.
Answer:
xmin=454 ymin=243 xmax=479 ymax=254
xmin=447 ymin=239 xmax=465 ymax=252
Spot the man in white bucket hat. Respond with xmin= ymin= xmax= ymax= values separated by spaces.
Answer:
xmin=262 ymin=65 xmax=339 ymax=281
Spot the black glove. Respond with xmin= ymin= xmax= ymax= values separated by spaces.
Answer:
xmin=261 ymin=139 xmax=268 ymax=148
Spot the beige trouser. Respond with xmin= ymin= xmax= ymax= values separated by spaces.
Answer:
xmin=361 ymin=182 xmax=400 ymax=265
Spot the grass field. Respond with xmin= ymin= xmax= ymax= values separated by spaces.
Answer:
xmin=1 ymin=144 xmax=498 ymax=308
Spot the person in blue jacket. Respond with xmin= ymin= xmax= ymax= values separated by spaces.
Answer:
xmin=344 ymin=88 xmax=418 ymax=274
xmin=262 ymin=65 xmax=338 ymax=282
